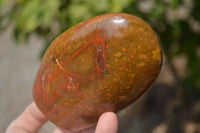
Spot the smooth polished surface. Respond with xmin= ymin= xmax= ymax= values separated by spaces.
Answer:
xmin=33 ymin=13 xmax=162 ymax=131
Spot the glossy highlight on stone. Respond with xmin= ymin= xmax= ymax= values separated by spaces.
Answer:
xmin=33 ymin=13 xmax=163 ymax=131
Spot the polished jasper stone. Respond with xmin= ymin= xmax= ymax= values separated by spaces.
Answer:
xmin=33 ymin=13 xmax=163 ymax=131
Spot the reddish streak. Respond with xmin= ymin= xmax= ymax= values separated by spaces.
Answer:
xmin=36 ymin=26 xmax=104 ymax=92
xmin=95 ymin=31 xmax=107 ymax=74
xmin=62 ymin=28 xmax=102 ymax=66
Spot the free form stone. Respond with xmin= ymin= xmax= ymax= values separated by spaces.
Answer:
xmin=33 ymin=13 xmax=163 ymax=131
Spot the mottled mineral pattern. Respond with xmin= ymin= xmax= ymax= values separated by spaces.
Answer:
xmin=33 ymin=13 xmax=163 ymax=131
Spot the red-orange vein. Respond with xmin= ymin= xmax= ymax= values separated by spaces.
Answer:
xmin=36 ymin=27 xmax=103 ymax=91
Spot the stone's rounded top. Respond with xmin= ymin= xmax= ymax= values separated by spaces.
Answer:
xmin=68 ymin=13 xmax=154 ymax=43
xmin=33 ymin=13 xmax=163 ymax=132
